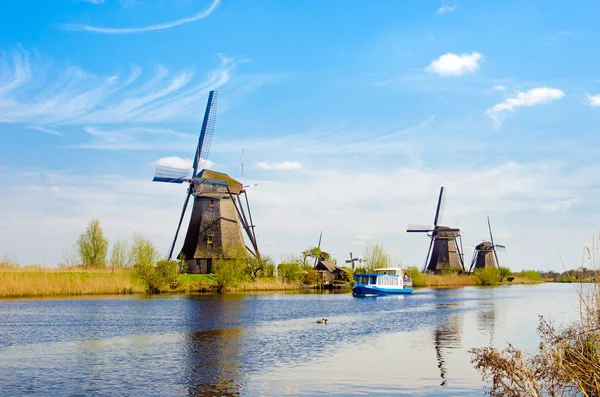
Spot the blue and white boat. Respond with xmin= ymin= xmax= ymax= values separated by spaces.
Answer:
xmin=352 ymin=267 xmax=413 ymax=297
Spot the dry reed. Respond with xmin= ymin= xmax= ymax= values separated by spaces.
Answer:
xmin=0 ymin=269 xmax=145 ymax=298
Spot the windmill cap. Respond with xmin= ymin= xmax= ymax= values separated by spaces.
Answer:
xmin=194 ymin=169 xmax=244 ymax=194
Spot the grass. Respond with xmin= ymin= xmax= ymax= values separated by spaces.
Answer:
xmin=0 ymin=268 xmax=145 ymax=298
xmin=231 ymin=278 xmax=301 ymax=292
xmin=519 ymin=270 xmax=543 ymax=282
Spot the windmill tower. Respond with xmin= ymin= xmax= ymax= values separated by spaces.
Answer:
xmin=468 ymin=216 xmax=505 ymax=273
xmin=407 ymin=186 xmax=465 ymax=273
xmin=152 ymin=90 xmax=259 ymax=273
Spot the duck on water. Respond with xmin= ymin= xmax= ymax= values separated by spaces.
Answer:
xmin=352 ymin=267 xmax=413 ymax=297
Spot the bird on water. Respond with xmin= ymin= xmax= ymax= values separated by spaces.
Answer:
xmin=316 ymin=318 xmax=328 ymax=324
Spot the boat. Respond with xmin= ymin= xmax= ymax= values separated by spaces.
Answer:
xmin=352 ymin=267 xmax=413 ymax=297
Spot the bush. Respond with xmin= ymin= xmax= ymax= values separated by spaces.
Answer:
xmin=406 ymin=266 xmax=427 ymax=287
xmin=473 ymin=267 xmax=501 ymax=286
xmin=470 ymin=282 xmax=600 ymax=396
xmin=213 ymin=247 xmax=248 ymax=292
xmin=156 ymin=260 xmax=180 ymax=289
xmin=520 ymin=270 xmax=542 ymax=281
xmin=278 ymin=262 xmax=305 ymax=283
xmin=499 ymin=267 xmax=512 ymax=282
xmin=304 ymin=268 xmax=318 ymax=285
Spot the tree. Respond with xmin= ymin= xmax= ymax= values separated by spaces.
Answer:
xmin=110 ymin=239 xmax=130 ymax=269
xmin=364 ymin=242 xmax=390 ymax=271
xmin=76 ymin=219 xmax=109 ymax=268
xmin=278 ymin=261 xmax=305 ymax=283
xmin=129 ymin=233 xmax=160 ymax=269
xmin=246 ymin=255 xmax=276 ymax=280
xmin=213 ymin=247 xmax=247 ymax=292
xmin=129 ymin=234 xmax=163 ymax=293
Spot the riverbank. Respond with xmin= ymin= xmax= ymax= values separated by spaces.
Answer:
xmin=0 ymin=269 xmax=546 ymax=298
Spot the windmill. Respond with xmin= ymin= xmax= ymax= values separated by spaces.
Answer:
xmin=406 ymin=186 xmax=465 ymax=273
xmin=345 ymin=253 xmax=367 ymax=271
xmin=153 ymin=90 xmax=259 ymax=274
xmin=468 ymin=216 xmax=505 ymax=273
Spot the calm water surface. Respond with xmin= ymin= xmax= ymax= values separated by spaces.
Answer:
xmin=0 ymin=283 xmax=584 ymax=396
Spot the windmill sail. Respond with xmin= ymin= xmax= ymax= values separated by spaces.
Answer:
xmin=153 ymin=165 xmax=190 ymax=183
xmin=193 ymin=90 xmax=218 ymax=176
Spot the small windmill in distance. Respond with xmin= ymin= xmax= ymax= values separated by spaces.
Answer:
xmin=406 ymin=186 xmax=465 ymax=273
xmin=345 ymin=252 xmax=367 ymax=271
xmin=468 ymin=216 xmax=506 ymax=273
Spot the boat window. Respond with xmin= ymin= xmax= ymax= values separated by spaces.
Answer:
xmin=370 ymin=276 xmax=377 ymax=284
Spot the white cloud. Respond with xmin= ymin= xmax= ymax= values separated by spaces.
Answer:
xmin=154 ymin=156 xmax=215 ymax=170
xmin=257 ymin=161 xmax=302 ymax=171
xmin=492 ymin=85 xmax=506 ymax=92
xmin=65 ymin=0 xmax=220 ymax=34
xmin=486 ymin=87 xmax=565 ymax=123
xmin=437 ymin=4 xmax=456 ymax=14
xmin=586 ymin=93 xmax=600 ymax=106
xmin=155 ymin=156 xmax=193 ymax=170
xmin=82 ymin=0 xmax=105 ymax=3
xmin=426 ymin=52 xmax=482 ymax=76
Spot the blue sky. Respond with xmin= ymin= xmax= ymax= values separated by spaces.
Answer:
xmin=1 ymin=0 xmax=600 ymax=271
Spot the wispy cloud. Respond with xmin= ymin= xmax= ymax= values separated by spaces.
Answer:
xmin=65 ymin=0 xmax=220 ymax=34
xmin=492 ymin=85 xmax=506 ymax=92
xmin=486 ymin=87 xmax=565 ymax=124
xmin=426 ymin=52 xmax=482 ymax=76
xmin=0 ymin=49 xmax=234 ymax=127
xmin=257 ymin=161 xmax=302 ymax=171
xmin=437 ymin=3 xmax=456 ymax=14
xmin=28 ymin=126 xmax=62 ymax=136
xmin=64 ymin=126 xmax=195 ymax=150
xmin=586 ymin=93 xmax=600 ymax=106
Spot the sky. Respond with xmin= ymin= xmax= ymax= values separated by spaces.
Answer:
xmin=1 ymin=0 xmax=600 ymax=272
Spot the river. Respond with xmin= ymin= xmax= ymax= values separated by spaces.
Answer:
xmin=0 ymin=283 xmax=584 ymax=396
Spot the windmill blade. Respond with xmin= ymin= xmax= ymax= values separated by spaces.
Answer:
xmin=153 ymin=165 xmax=190 ymax=183
xmin=192 ymin=90 xmax=218 ymax=177
xmin=407 ymin=224 xmax=433 ymax=233
xmin=313 ymin=231 xmax=323 ymax=267
xmin=433 ymin=186 xmax=445 ymax=228
xmin=494 ymin=245 xmax=506 ymax=251
xmin=487 ymin=216 xmax=495 ymax=246
xmin=423 ymin=236 xmax=435 ymax=272
xmin=168 ymin=189 xmax=193 ymax=260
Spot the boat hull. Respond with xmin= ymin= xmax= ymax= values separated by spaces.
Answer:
xmin=352 ymin=285 xmax=413 ymax=297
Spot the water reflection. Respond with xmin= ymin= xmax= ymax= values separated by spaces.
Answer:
xmin=433 ymin=304 xmax=462 ymax=386
xmin=185 ymin=328 xmax=244 ymax=396
xmin=183 ymin=295 xmax=246 ymax=396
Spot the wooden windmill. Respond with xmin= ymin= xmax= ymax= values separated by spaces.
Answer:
xmin=407 ymin=186 xmax=465 ymax=273
xmin=468 ymin=216 xmax=505 ymax=273
xmin=152 ymin=90 xmax=259 ymax=274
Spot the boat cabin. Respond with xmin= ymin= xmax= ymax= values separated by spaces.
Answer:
xmin=353 ymin=268 xmax=412 ymax=287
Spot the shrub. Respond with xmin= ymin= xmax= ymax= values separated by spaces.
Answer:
xmin=76 ymin=219 xmax=109 ymax=268
xmin=156 ymin=260 xmax=180 ymax=289
xmin=304 ymin=268 xmax=318 ymax=285
xmin=470 ymin=282 xmax=600 ymax=396
xmin=406 ymin=266 xmax=427 ymax=287
xmin=278 ymin=262 xmax=305 ymax=283
xmin=499 ymin=267 xmax=512 ymax=282
xmin=213 ymin=248 xmax=248 ymax=292
xmin=520 ymin=270 xmax=542 ymax=281
xmin=473 ymin=267 xmax=501 ymax=286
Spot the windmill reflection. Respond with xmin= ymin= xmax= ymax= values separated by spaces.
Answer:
xmin=477 ymin=307 xmax=496 ymax=347
xmin=183 ymin=296 xmax=246 ymax=396
xmin=433 ymin=305 xmax=462 ymax=387
xmin=185 ymin=327 xmax=244 ymax=396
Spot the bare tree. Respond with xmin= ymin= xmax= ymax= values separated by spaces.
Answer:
xmin=110 ymin=239 xmax=130 ymax=270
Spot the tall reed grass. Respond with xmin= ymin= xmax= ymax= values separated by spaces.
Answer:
xmin=0 ymin=268 xmax=145 ymax=298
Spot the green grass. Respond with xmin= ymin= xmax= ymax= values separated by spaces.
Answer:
xmin=178 ymin=274 xmax=216 ymax=283
xmin=519 ymin=270 xmax=542 ymax=281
